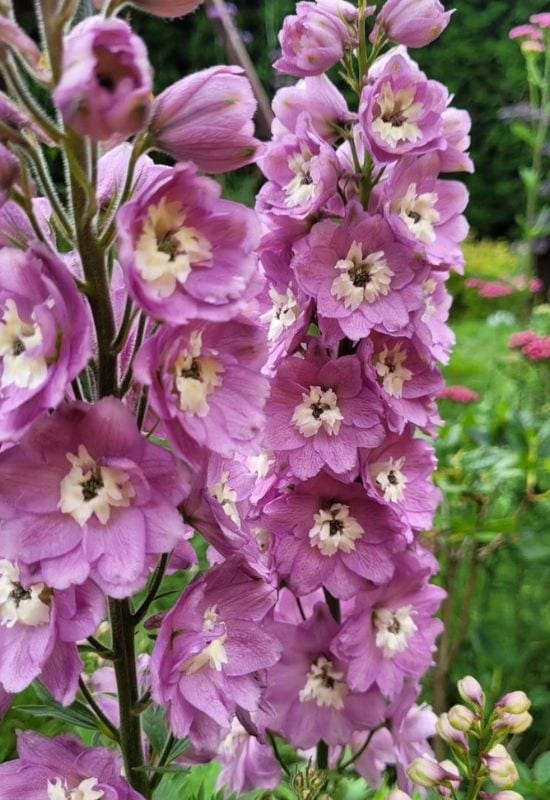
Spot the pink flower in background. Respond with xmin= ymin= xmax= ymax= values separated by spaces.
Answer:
xmin=0 ymin=243 xmax=91 ymax=442
xmin=263 ymin=471 xmax=405 ymax=598
xmin=134 ymin=317 xmax=269 ymax=465
xmin=54 ymin=17 xmax=152 ymax=141
xmin=509 ymin=24 xmax=543 ymax=41
xmin=360 ymin=55 xmax=448 ymax=164
xmin=129 ymin=0 xmax=204 ymax=17
xmin=117 ymin=162 xmax=261 ymax=325
xmin=0 ymin=398 xmax=192 ymax=597
xmin=372 ymin=0 xmax=452 ymax=48
xmin=0 ymin=731 xmax=145 ymax=799
xmin=151 ymin=557 xmax=281 ymax=748
xmin=261 ymin=603 xmax=385 ymax=748
xmin=265 ymin=342 xmax=384 ymax=479
xmin=478 ymin=281 xmax=514 ymax=298
xmin=151 ymin=66 xmax=261 ymax=173
xmin=523 ymin=335 xmax=550 ymax=361
xmin=509 ymin=330 xmax=538 ymax=349
xmin=530 ymin=13 xmax=550 ymax=28
xmin=438 ymin=385 xmax=480 ymax=403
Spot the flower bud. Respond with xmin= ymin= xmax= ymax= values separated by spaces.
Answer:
xmin=54 ymin=17 xmax=153 ymax=142
xmin=492 ymin=711 xmax=533 ymax=735
xmin=130 ymin=0 xmax=203 ymax=16
xmin=407 ymin=757 xmax=451 ymax=788
xmin=496 ymin=692 xmax=531 ymax=715
xmin=0 ymin=143 xmax=18 ymax=210
xmin=448 ymin=704 xmax=476 ymax=731
xmin=457 ymin=675 xmax=485 ymax=708
xmin=150 ymin=66 xmax=262 ymax=173
xmin=371 ymin=0 xmax=453 ymax=48
xmin=389 ymin=791 xmax=413 ymax=800
xmin=483 ymin=745 xmax=519 ymax=789
xmin=481 ymin=792 xmax=524 ymax=800
xmin=436 ymin=713 xmax=468 ymax=748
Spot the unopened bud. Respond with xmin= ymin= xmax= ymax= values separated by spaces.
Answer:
xmin=492 ymin=711 xmax=533 ymax=734
xmin=388 ymin=791 xmax=413 ymax=800
xmin=407 ymin=757 xmax=454 ymax=788
xmin=448 ymin=704 xmax=476 ymax=731
xmin=481 ymin=792 xmax=524 ymax=800
xmin=483 ymin=745 xmax=519 ymax=789
xmin=496 ymin=691 xmax=531 ymax=715
xmin=457 ymin=675 xmax=485 ymax=707
xmin=436 ymin=713 xmax=468 ymax=748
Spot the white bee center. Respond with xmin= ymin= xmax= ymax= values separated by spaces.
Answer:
xmin=300 ymin=656 xmax=349 ymax=709
xmin=375 ymin=342 xmax=412 ymax=398
xmin=248 ymin=450 xmax=275 ymax=479
xmin=374 ymin=605 xmax=417 ymax=657
xmin=308 ymin=503 xmax=364 ymax=556
xmin=47 ymin=777 xmax=104 ymax=800
xmin=331 ymin=241 xmax=394 ymax=310
xmin=393 ymin=182 xmax=440 ymax=244
xmin=173 ymin=330 xmax=223 ymax=417
xmin=292 ymin=385 xmax=343 ymax=438
xmin=261 ymin=286 xmax=300 ymax=341
xmin=0 ymin=298 xmax=48 ymax=390
xmin=183 ymin=605 xmax=229 ymax=674
xmin=210 ymin=471 xmax=240 ymax=526
xmin=0 ymin=559 xmax=50 ymax=628
xmin=285 ymin=144 xmax=318 ymax=207
xmin=372 ymin=83 xmax=424 ymax=148
xmin=59 ymin=444 xmax=135 ymax=526
xmin=135 ymin=197 xmax=212 ymax=297
xmin=371 ymin=456 xmax=408 ymax=502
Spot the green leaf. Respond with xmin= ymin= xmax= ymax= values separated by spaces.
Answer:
xmin=16 ymin=702 xmax=99 ymax=731
xmin=510 ymin=120 xmax=537 ymax=147
xmin=519 ymin=166 xmax=538 ymax=192
xmin=533 ymin=752 xmax=550 ymax=785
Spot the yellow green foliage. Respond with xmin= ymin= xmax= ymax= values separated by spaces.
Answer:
xmin=462 ymin=238 xmax=521 ymax=279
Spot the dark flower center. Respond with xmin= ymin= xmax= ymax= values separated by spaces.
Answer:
xmin=329 ymin=519 xmax=344 ymax=537
xmin=387 ymin=617 xmax=401 ymax=634
xmin=82 ymin=470 xmax=104 ymax=502
xmin=349 ymin=261 xmax=372 ymax=288
xmin=157 ymin=233 xmax=181 ymax=262
xmin=382 ymin=111 xmax=406 ymax=127
xmin=10 ymin=582 xmax=31 ymax=605
xmin=179 ymin=359 xmax=201 ymax=380
xmin=311 ymin=402 xmax=330 ymax=419
xmin=12 ymin=338 xmax=25 ymax=356
xmin=407 ymin=210 xmax=422 ymax=223
xmin=387 ymin=471 xmax=398 ymax=485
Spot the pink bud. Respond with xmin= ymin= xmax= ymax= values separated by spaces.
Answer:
xmin=448 ymin=704 xmax=476 ymax=731
xmin=457 ymin=675 xmax=485 ymax=707
xmin=0 ymin=143 xmax=19 ymax=210
xmin=151 ymin=66 xmax=262 ymax=173
xmin=481 ymin=792 xmax=524 ymax=800
xmin=483 ymin=745 xmax=519 ymax=789
xmin=436 ymin=713 xmax=469 ymax=747
xmin=129 ymin=0 xmax=204 ymax=16
xmin=407 ymin=757 xmax=454 ymax=788
xmin=509 ymin=24 xmax=543 ymax=40
xmin=388 ymin=791 xmax=413 ymax=800
xmin=0 ymin=16 xmax=50 ymax=80
xmin=492 ymin=711 xmax=533 ymax=734
xmin=372 ymin=0 xmax=453 ymax=48
xmin=496 ymin=691 xmax=531 ymax=715
xmin=530 ymin=13 xmax=550 ymax=27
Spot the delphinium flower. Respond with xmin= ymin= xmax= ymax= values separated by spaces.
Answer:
xmin=0 ymin=730 xmax=145 ymax=799
xmin=0 ymin=397 xmax=193 ymax=597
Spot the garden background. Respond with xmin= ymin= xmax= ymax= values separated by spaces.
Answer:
xmin=5 ymin=0 xmax=550 ymax=797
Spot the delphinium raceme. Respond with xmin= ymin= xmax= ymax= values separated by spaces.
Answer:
xmin=0 ymin=0 xmax=528 ymax=798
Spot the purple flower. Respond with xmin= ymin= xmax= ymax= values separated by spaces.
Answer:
xmin=414 ymin=271 xmax=454 ymax=364
xmin=292 ymin=208 xmax=426 ymax=342
xmin=257 ymin=119 xmax=341 ymax=220
xmin=373 ymin=153 xmax=469 ymax=270
xmin=0 ymin=397 xmax=193 ymax=597
xmin=0 ymin=143 xmax=18 ymax=210
xmin=117 ymin=162 xmax=261 ymax=325
xmin=0 ymin=560 xmax=104 ymax=704
xmin=134 ymin=318 xmax=269 ymax=465
xmin=275 ymin=1 xmax=357 ymax=77
xmin=0 ymin=730 xmax=144 ymax=799
xmin=372 ymin=0 xmax=453 ymax=48
xmin=264 ymin=342 xmax=384 ymax=480
xmin=96 ymin=143 xmax=157 ymax=210
xmin=334 ymin=552 xmax=445 ymax=698
xmin=439 ymin=108 xmax=474 ymax=173
xmin=151 ymin=556 xmax=281 ymax=748
xmin=273 ymin=75 xmax=355 ymax=144
xmin=361 ymin=427 xmax=441 ymax=533
xmin=260 ymin=603 xmax=385 ymax=749
xmin=360 ymin=55 xmax=448 ymax=164
xmin=0 ymin=243 xmax=91 ymax=442
xmin=150 ymin=66 xmax=262 ymax=173
xmin=54 ymin=17 xmax=152 ymax=142
xmin=0 ymin=199 xmax=52 ymax=250
xmin=130 ymin=0 xmax=204 ymax=16
xmin=263 ymin=472 xmax=406 ymax=598
xmin=0 ymin=16 xmax=49 ymax=81
xmin=359 ymin=333 xmax=443 ymax=433
xmin=217 ymin=718 xmax=281 ymax=796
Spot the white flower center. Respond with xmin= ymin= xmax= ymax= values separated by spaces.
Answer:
xmin=0 ymin=298 xmax=48 ymax=390
xmin=308 ymin=503 xmax=364 ymax=556
xmin=135 ymin=197 xmax=212 ymax=297
xmin=0 ymin=559 xmax=50 ymax=628
xmin=331 ymin=241 xmax=394 ymax=310
xmin=253 ymin=527 xmax=271 ymax=552
xmin=393 ymin=182 xmax=440 ymax=244
xmin=210 ymin=471 xmax=240 ymax=526
xmin=59 ymin=444 xmax=135 ymax=526
xmin=374 ymin=605 xmax=417 ymax=657
xmin=47 ymin=777 xmax=104 ymax=800
xmin=172 ymin=331 xmax=223 ymax=417
xmin=421 ymin=278 xmax=438 ymax=322
xmin=375 ymin=342 xmax=412 ymax=398
xmin=370 ymin=456 xmax=408 ymax=502
xmin=299 ymin=656 xmax=348 ymax=709
xmin=248 ymin=450 xmax=275 ymax=479
xmin=372 ymin=83 xmax=424 ymax=148
xmin=285 ymin=145 xmax=318 ymax=207
xmin=183 ymin=605 xmax=229 ymax=675
xmin=292 ymin=385 xmax=343 ymax=438
xmin=261 ymin=286 xmax=300 ymax=341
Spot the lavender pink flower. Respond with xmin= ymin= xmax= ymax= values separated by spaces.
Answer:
xmin=272 ymin=75 xmax=355 ymax=143
xmin=372 ymin=0 xmax=453 ymax=48
xmin=0 ymin=243 xmax=92 ymax=442
xmin=151 ymin=556 xmax=281 ymax=748
xmin=0 ymin=397 xmax=193 ymax=597
xmin=54 ymin=17 xmax=152 ymax=141
xmin=117 ymin=162 xmax=261 ymax=325
xmin=217 ymin=718 xmax=281 ymax=796
xmin=150 ymin=66 xmax=261 ymax=173
xmin=129 ymin=0 xmax=204 ymax=16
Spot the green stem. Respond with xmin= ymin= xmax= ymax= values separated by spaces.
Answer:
xmin=267 ymin=732 xmax=291 ymax=777
xmin=78 ymin=676 xmax=120 ymax=742
xmin=1 ymin=59 xmax=62 ymax=144
xmin=109 ymin=598 xmax=152 ymax=799
xmin=132 ymin=552 xmax=170 ymax=625
xmin=316 ymin=740 xmax=329 ymax=769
